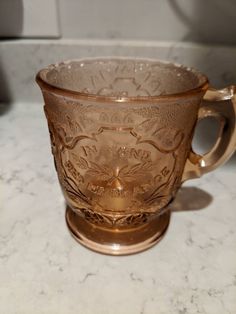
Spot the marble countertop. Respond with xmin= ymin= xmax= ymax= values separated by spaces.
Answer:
xmin=1 ymin=102 xmax=236 ymax=314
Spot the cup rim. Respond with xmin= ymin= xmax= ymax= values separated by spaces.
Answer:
xmin=36 ymin=57 xmax=209 ymax=103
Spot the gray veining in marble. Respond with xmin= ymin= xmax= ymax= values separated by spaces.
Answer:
xmin=0 ymin=102 xmax=236 ymax=313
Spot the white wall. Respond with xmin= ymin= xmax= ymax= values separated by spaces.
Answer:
xmin=1 ymin=0 xmax=236 ymax=44
xmin=58 ymin=0 xmax=236 ymax=44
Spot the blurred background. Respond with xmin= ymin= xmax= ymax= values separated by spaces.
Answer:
xmin=0 ymin=0 xmax=236 ymax=152
xmin=1 ymin=0 xmax=236 ymax=43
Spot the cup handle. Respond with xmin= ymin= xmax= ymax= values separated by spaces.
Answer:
xmin=182 ymin=85 xmax=236 ymax=182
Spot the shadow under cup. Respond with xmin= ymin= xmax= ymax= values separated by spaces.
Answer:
xmin=36 ymin=58 xmax=209 ymax=255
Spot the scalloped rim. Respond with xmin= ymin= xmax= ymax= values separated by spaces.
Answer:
xmin=36 ymin=57 xmax=209 ymax=103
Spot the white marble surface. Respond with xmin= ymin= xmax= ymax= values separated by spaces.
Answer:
xmin=0 ymin=103 xmax=236 ymax=314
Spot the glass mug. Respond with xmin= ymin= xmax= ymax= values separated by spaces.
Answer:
xmin=36 ymin=58 xmax=236 ymax=255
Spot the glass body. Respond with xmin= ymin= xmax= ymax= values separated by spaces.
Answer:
xmin=36 ymin=58 xmax=236 ymax=255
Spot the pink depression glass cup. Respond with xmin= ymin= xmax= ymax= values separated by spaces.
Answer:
xmin=36 ymin=58 xmax=236 ymax=255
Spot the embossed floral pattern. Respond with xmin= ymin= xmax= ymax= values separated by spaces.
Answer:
xmin=43 ymin=97 xmax=196 ymax=227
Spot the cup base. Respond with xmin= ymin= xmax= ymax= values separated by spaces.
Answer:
xmin=66 ymin=206 xmax=171 ymax=255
